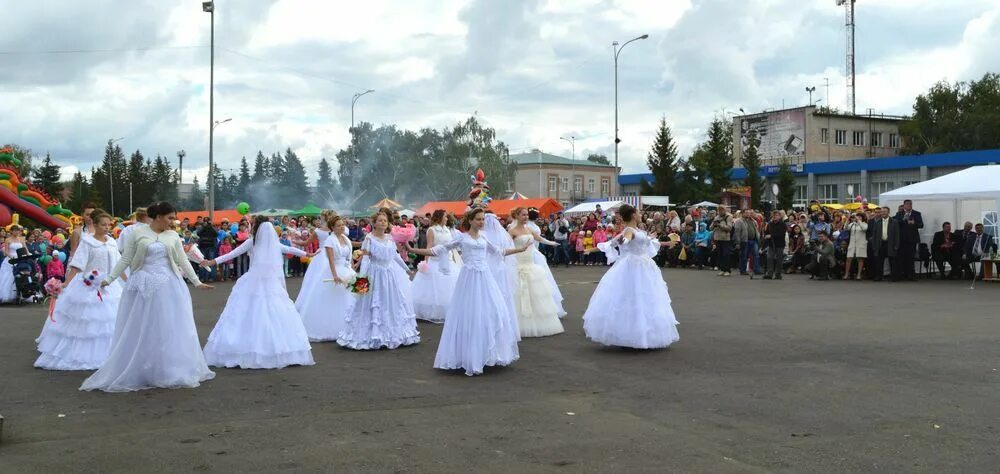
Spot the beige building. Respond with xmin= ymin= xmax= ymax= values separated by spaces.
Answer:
xmin=732 ymin=105 xmax=906 ymax=167
xmin=511 ymin=151 xmax=618 ymax=207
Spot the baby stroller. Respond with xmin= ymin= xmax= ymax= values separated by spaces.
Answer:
xmin=10 ymin=248 xmax=43 ymax=305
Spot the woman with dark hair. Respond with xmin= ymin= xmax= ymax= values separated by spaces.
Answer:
xmin=297 ymin=215 xmax=356 ymax=341
xmin=0 ymin=225 xmax=26 ymax=303
xmin=582 ymin=204 xmax=680 ymax=349
xmin=294 ymin=210 xmax=336 ymax=314
xmin=83 ymin=202 xmax=216 ymax=392
xmin=410 ymin=209 xmax=460 ymax=323
xmin=200 ymin=215 xmax=313 ymax=368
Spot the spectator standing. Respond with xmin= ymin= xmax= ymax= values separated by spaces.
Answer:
xmin=805 ymin=232 xmax=836 ymax=280
xmin=196 ymin=217 xmax=218 ymax=282
xmin=843 ymin=213 xmax=868 ymax=280
xmin=893 ymin=200 xmax=923 ymax=281
xmin=552 ymin=212 xmax=570 ymax=267
xmin=762 ymin=211 xmax=786 ymax=280
xmin=711 ymin=206 xmax=735 ymax=276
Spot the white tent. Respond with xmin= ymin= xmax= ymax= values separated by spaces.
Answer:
xmin=689 ymin=201 xmax=720 ymax=208
xmin=880 ymin=165 xmax=1000 ymax=244
xmin=564 ymin=200 xmax=624 ymax=215
xmin=641 ymin=196 xmax=671 ymax=207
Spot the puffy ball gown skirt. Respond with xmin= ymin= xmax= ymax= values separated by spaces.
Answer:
xmin=583 ymin=254 xmax=679 ymax=349
xmin=34 ymin=277 xmax=123 ymax=370
xmin=337 ymin=264 xmax=419 ymax=350
xmin=297 ymin=262 xmax=356 ymax=342
xmin=410 ymin=257 xmax=458 ymax=323
xmin=0 ymin=258 xmax=17 ymax=302
xmin=203 ymin=271 xmax=315 ymax=369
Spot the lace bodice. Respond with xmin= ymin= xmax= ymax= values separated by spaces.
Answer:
xmin=513 ymin=235 xmax=535 ymax=264
xmin=324 ymin=234 xmax=352 ymax=266
xmin=619 ymin=228 xmax=658 ymax=258
xmin=142 ymin=242 xmax=173 ymax=274
xmin=434 ymin=233 xmax=498 ymax=271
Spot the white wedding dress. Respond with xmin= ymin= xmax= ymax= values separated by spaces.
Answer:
xmin=0 ymin=241 xmax=22 ymax=303
xmin=509 ymin=221 xmax=565 ymax=317
xmin=410 ymin=225 xmax=459 ymax=323
xmin=512 ymin=235 xmax=564 ymax=337
xmin=203 ymin=222 xmax=315 ymax=369
xmin=432 ymin=232 xmax=520 ymax=376
xmin=35 ymin=234 xmax=124 ymax=370
xmin=298 ymin=234 xmax=356 ymax=342
xmin=80 ymin=241 xmax=215 ymax=392
xmin=583 ymin=228 xmax=679 ymax=349
xmin=337 ymin=233 xmax=419 ymax=350
xmin=294 ymin=228 xmax=329 ymax=313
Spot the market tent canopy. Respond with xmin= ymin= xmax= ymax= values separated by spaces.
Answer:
xmin=689 ymin=201 xmax=720 ymax=208
xmin=564 ymin=200 xmax=624 ymax=216
xmin=415 ymin=198 xmax=563 ymax=218
xmin=370 ymin=198 xmax=404 ymax=210
xmin=291 ymin=204 xmax=324 ymax=217
xmin=175 ymin=209 xmax=244 ymax=225
xmin=508 ymin=192 xmax=528 ymax=200
xmin=641 ymin=196 xmax=671 ymax=207
xmin=256 ymin=208 xmax=295 ymax=217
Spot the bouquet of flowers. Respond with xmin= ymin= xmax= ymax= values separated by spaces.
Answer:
xmin=80 ymin=270 xmax=107 ymax=302
xmin=352 ymin=249 xmax=364 ymax=263
xmin=417 ymin=261 xmax=429 ymax=273
xmin=43 ymin=278 xmax=63 ymax=322
xmin=348 ymin=275 xmax=370 ymax=295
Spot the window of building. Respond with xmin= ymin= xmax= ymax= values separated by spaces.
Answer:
xmin=820 ymin=128 xmax=829 ymax=144
xmin=852 ymin=131 xmax=865 ymax=147
xmin=794 ymin=185 xmax=808 ymax=207
xmin=601 ymin=178 xmax=610 ymax=195
xmin=835 ymin=129 xmax=847 ymax=146
xmin=819 ymin=184 xmax=839 ymax=204
xmin=870 ymin=182 xmax=893 ymax=203
xmin=574 ymin=177 xmax=583 ymax=193
xmin=871 ymin=132 xmax=883 ymax=147
xmin=548 ymin=176 xmax=556 ymax=192
xmin=889 ymin=133 xmax=900 ymax=148
xmin=560 ymin=177 xmax=568 ymax=192
xmin=588 ymin=178 xmax=595 ymax=193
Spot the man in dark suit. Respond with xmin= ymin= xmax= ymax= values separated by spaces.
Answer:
xmin=964 ymin=223 xmax=998 ymax=279
xmin=893 ymin=200 xmax=923 ymax=281
xmin=930 ymin=222 xmax=959 ymax=279
xmin=953 ymin=221 xmax=975 ymax=278
xmin=868 ymin=206 xmax=897 ymax=281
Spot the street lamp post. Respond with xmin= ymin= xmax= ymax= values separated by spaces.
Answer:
xmin=806 ymin=86 xmax=816 ymax=105
xmin=351 ymin=89 xmax=375 ymax=131
xmin=107 ymin=137 xmax=125 ymax=217
xmin=350 ymin=90 xmax=374 ymax=193
xmin=613 ymin=34 xmax=649 ymax=197
xmin=560 ymin=136 xmax=575 ymax=202
xmin=203 ymin=0 xmax=216 ymax=221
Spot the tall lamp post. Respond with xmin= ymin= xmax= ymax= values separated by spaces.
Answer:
xmin=806 ymin=86 xmax=816 ymax=105
xmin=560 ymin=136 xmax=576 ymax=202
xmin=350 ymin=90 xmax=374 ymax=194
xmin=613 ymin=34 xmax=649 ymax=197
xmin=107 ymin=137 xmax=125 ymax=217
xmin=351 ymin=89 xmax=375 ymax=131
xmin=203 ymin=0 xmax=216 ymax=221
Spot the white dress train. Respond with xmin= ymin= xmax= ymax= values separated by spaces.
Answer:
xmin=509 ymin=221 xmax=565 ymax=317
xmin=294 ymin=228 xmax=330 ymax=313
xmin=583 ymin=228 xmax=679 ymax=349
xmin=0 ymin=242 xmax=22 ymax=303
xmin=203 ymin=223 xmax=315 ymax=369
xmin=337 ymin=234 xmax=419 ymax=350
xmin=298 ymin=234 xmax=356 ymax=342
xmin=35 ymin=234 xmax=123 ymax=370
xmin=410 ymin=225 xmax=459 ymax=323
xmin=432 ymin=233 xmax=520 ymax=375
xmin=512 ymin=235 xmax=564 ymax=337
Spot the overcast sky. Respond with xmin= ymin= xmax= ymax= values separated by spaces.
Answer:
xmin=3 ymin=0 xmax=998 ymax=185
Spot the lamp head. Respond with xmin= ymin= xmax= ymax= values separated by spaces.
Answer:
xmin=202 ymin=1 xmax=214 ymax=12
xmin=639 ymin=34 xmax=649 ymax=39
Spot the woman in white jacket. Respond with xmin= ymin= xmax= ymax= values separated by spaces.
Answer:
xmin=82 ymin=202 xmax=216 ymax=393
xmin=844 ymin=213 xmax=869 ymax=280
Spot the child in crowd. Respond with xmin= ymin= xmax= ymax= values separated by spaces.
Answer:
xmin=571 ymin=230 xmax=583 ymax=265
xmin=46 ymin=251 xmax=65 ymax=282
xmin=593 ymin=225 xmax=608 ymax=266
xmin=583 ymin=230 xmax=596 ymax=265
xmin=217 ymin=236 xmax=234 ymax=281
xmin=279 ymin=232 xmax=293 ymax=277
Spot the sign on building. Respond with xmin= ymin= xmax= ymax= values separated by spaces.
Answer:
xmin=741 ymin=109 xmax=806 ymax=162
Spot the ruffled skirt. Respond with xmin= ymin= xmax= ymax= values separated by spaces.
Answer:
xmin=410 ymin=257 xmax=458 ymax=323
xmin=298 ymin=262 xmax=356 ymax=342
xmin=514 ymin=262 xmax=564 ymax=338
xmin=434 ymin=267 xmax=519 ymax=375
xmin=337 ymin=265 xmax=419 ymax=350
xmin=34 ymin=278 xmax=123 ymax=370
xmin=0 ymin=258 xmax=17 ymax=303
xmin=583 ymin=255 xmax=679 ymax=349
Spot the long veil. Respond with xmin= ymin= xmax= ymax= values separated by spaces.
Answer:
xmin=483 ymin=212 xmax=519 ymax=334
xmin=250 ymin=221 xmax=284 ymax=277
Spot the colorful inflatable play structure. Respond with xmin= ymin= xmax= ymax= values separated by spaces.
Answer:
xmin=0 ymin=146 xmax=75 ymax=230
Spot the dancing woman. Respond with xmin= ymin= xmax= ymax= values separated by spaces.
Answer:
xmin=410 ymin=209 xmax=460 ymax=323
xmin=297 ymin=215 xmax=356 ymax=342
xmin=507 ymin=207 xmax=564 ymax=337
xmin=294 ymin=210 xmax=335 ymax=314
xmin=200 ymin=216 xmax=314 ymax=369
xmin=337 ymin=210 xmax=420 ymax=350
xmin=583 ymin=204 xmax=680 ymax=349
xmin=36 ymin=209 xmax=124 ymax=370
xmin=0 ymin=225 xmax=26 ymax=303
xmin=508 ymin=208 xmax=566 ymax=317
xmin=409 ymin=208 xmax=531 ymax=375
xmin=82 ymin=202 xmax=216 ymax=392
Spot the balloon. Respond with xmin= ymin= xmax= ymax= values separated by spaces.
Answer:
xmin=475 ymin=168 xmax=485 ymax=182
xmin=39 ymin=255 xmax=51 ymax=265
xmin=230 ymin=223 xmax=238 ymax=234
xmin=42 ymin=230 xmax=52 ymax=239
xmin=237 ymin=202 xmax=250 ymax=215
xmin=57 ymin=251 xmax=67 ymax=263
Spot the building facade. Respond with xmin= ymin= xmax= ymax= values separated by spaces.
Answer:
xmin=511 ymin=151 xmax=618 ymax=207
xmin=732 ymin=105 xmax=906 ymax=167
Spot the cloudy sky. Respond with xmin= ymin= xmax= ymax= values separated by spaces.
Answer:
xmin=3 ymin=0 xmax=998 ymax=185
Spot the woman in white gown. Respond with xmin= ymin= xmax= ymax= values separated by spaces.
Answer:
xmin=410 ymin=210 xmax=459 ymax=323
xmin=0 ymin=226 xmax=26 ymax=303
xmin=296 ymin=215 xmax=356 ymax=342
xmin=508 ymin=209 xmax=566 ymax=318
xmin=408 ymin=208 xmax=531 ymax=375
xmin=82 ymin=202 xmax=216 ymax=392
xmin=201 ymin=216 xmax=314 ymax=369
xmin=294 ymin=211 xmax=334 ymax=313
xmin=337 ymin=210 xmax=420 ymax=350
xmin=36 ymin=209 xmax=124 ymax=370
xmin=583 ymin=204 xmax=680 ymax=349
xmin=508 ymin=207 xmax=564 ymax=337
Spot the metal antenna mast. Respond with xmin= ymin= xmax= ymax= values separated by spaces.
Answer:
xmin=837 ymin=0 xmax=856 ymax=115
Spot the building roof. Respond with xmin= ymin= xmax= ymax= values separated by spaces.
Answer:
xmin=619 ymin=173 xmax=654 ymax=185
xmin=730 ymin=149 xmax=1000 ymax=179
xmin=510 ymin=151 xmax=616 ymax=169
xmin=734 ymin=104 xmax=907 ymax=122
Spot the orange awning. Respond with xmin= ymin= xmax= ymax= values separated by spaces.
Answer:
xmin=175 ymin=209 xmax=246 ymax=225
xmin=415 ymin=198 xmax=563 ymax=218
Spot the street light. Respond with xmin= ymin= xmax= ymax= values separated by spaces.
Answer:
xmin=107 ymin=137 xmax=125 ymax=217
xmin=214 ymin=118 xmax=232 ymax=130
xmin=613 ymin=33 xmax=648 ymax=196
xmin=806 ymin=86 xmax=817 ymax=105
xmin=560 ymin=136 xmax=576 ymax=202
xmin=203 ymin=0 xmax=216 ymax=220
xmin=351 ymin=89 xmax=375 ymax=131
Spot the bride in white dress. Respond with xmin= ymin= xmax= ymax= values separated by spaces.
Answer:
xmin=408 ymin=208 xmax=531 ymax=375
xmin=36 ymin=209 xmax=124 ymax=370
xmin=337 ymin=210 xmax=420 ymax=350
xmin=201 ymin=216 xmax=314 ymax=369
xmin=583 ymin=204 xmax=680 ymax=349
xmin=297 ymin=215 xmax=356 ymax=342
xmin=294 ymin=211 xmax=334 ymax=314
xmin=0 ymin=226 xmax=26 ymax=303
xmin=508 ymin=207 xmax=564 ymax=337
xmin=82 ymin=202 xmax=216 ymax=392
xmin=410 ymin=210 xmax=460 ymax=323
xmin=508 ymin=208 xmax=566 ymax=318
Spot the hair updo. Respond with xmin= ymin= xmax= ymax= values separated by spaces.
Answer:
xmin=461 ymin=208 xmax=485 ymax=231
xmin=618 ymin=204 xmax=637 ymax=224
xmin=147 ymin=202 xmax=177 ymax=219
xmin=431 ymin=209 xmax=447 ymax=226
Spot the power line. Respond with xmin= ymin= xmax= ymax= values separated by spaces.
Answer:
xmin=0 ymin=45 xmax=207 ymax=56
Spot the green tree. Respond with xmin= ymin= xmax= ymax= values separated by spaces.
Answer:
xmin=150 ymin=155 xmax=178 ymax=203
xmin=775 ymin=159 xmax=797 ymax=210
xmin=2 ymin=144 xmax=34 ymax=177
xmin=30 ymin=153 xmax=63 ymax=198
xmin=268 ymin=152 xmax=286 ymax=185
xmin=127 ymin=150 xmax=153 ymax=212
xmin=741 ymin=130 xmax=764 ymax=209
xmin=900 ymin=73 xmax=1000 ymax=154
xmin=237 ymin=156 xmax=251 ymax=198
xmin=65 ymin=171 xmax=93 ymax=213
xmin=91 ymin=140 xmax=127 ymax=216
xmin=690 ymin=117 xmax=734 ymax=198
xmin=646 ymin=116 xmax=680 ymax=201
xmin=186 ymin=175 xmax=205 ymax=211
xmin=675 ymin=159 xmax=707 ymax=205
xmin=252 ymin=151 xmax=268 ymax=183
xmin=586 ymin=153 xmax=610 ymax=165
xmin=315 ymin=157 xmax=334 ymax=203
xmin=282 ymin=148 xmax=309 ymax=207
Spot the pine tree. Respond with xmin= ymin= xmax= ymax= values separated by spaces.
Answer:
xmin=701 ymin=118 xmax=733 ymax=196
xmin=237 ymin=156 xmax=251 ymax=198
xmin=252 ymin=151 xmax=268 ymax=183
xmin=127 ymin=150 xmax=153 ymax=212
xmin=268 ymin=152 xmax=286 ymax=185
xmin=776 ymin=159 xmax=797 ymax=210
xmin=225 ymin=174 xmax=239 ymax=208
xmin=66 ymin=171 xmax=91 ymax=213
xmin=92 ymin=141 xmax=127 ymax=215
xmin=315 ymin=158 xmax=334 ymax=203
xmin=646 ymin=116 xmax=680 ymax=201
xmin=282 ymin=148 xmax=309 ymax=206
xmin=151 ymin=155 xmax=178 ymax=203
xmin=186 ymin=176 xmax=205 ymax=211
xmin=741 ymin=130 xmax=764 ymax=209
xmin=30 ymin=153 xmax=63 ymax=198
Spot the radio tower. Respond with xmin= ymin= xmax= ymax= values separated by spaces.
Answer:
xmin=837 ymin=0 xmax=856 ymax=115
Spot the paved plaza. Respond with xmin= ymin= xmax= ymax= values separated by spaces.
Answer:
xmin=1 ymin=267 xmax=997 ymax=472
